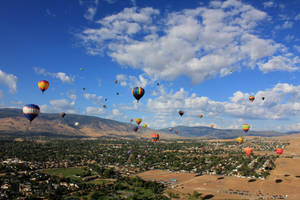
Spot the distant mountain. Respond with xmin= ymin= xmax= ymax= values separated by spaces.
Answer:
xmin=0 ymin=108 xmax=178 ymax=139
xmin=160 ymin=125 xmax=289 ymax=139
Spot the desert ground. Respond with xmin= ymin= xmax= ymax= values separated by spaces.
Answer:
xmin=137 ymin=134 xmax=300 ymax=200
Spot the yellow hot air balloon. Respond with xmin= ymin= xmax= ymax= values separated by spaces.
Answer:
xmin=237 ymin=137 xmax=243 ymax=144
xmin=136 ymin=118 xmax=142 ymax=125
xmin=38 ymin=80 xmax=49 ymax=93
xmin=143 ymin=124 xmax=148 ymax=128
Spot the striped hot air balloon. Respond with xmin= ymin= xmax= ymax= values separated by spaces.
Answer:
xmin=23 ymin=104 xmax=40 ymax=123
xmin=132 ymin=87 xmax=145 ymax=102
xmin=38 ymin=80 xmax=49 ymax=93
xmin=249 ymin=96 xmax=255 ymax=102
xmin=136 ymin=118 xmax=142 ymax=126
xmin=242 ymin=124 xmax=250 ymax=133
xmin=244 ymin=147 xmax=253 ymax=156
xmin=152 ymin=133 xmax=159 ymax=142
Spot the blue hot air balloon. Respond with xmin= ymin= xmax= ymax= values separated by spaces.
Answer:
xmin=23 ymin=104 xmax=40 ymax=123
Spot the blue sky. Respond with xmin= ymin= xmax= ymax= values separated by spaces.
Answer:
xmin=1 ymin=0 xmax=300 ymax=132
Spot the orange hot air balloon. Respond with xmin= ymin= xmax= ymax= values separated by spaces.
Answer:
xmin=244 ymin=147 xmax=253 ymax=156
xmin=249 ymin=96 xmax=255 ymax=102
xmin=237 ymin=137 xmax=243 ymax=144
xmin=276 ymin=148 xmax=283 ymax=155
xmin=210 ymin=124 xmax=215 ymax=128
xmin=38 ymin=80 xmax=49 ymax=93
xmin=136 ymin=118 xmax=142 ymax=125
xmin=200 ymin=114 xmax=203 ymax=118
xmin=152 ymin=133 xmax=159 ymax=142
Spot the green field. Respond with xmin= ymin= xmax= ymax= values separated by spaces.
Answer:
xmin=42 ymin=167 xmax=87 ymax=180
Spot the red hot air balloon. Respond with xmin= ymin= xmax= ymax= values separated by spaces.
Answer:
xmin=276 ymin=148 xmax=283 ymax=155
xmin=244 ymin=147 xmax=253 ymax=156
xmin=133 ymin=126 xmax=139 ymax=132
xmin=178 ymin=110 xmax=184 ymax=117
xmin=242 ymin=124 xmax=250 ymax=133
xmin=38 ymin=80 xmax=49 ymax=93
xmin=152 ymin=133 xmax=159 ymax=142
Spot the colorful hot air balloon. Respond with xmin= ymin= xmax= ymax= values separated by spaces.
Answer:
xmin=60 ymin=112 xmax=66 ymax=118
xmin=169 ymin=127 xmax=173 ymax=132
xmin=143 ymin=124 xmax=148 ymax=128
xmin=178 ymin=110 xmax=184 ymax=117
xmin=23 ymin=104 xmax=40 ymax=123
xmin=200 ymin=114 xmax=203 ymax=118
xmin=242 ymin=124 xmax=250 ymax=133
xmin=249 ymin=96 xmax=255 ymax=102
xmin=38 ymin=80 xmax=49 ymax=93
xmin=237 ymin=137 xmax=243 ymax=144
xmin=244 ymin=147 xmax=253 ymax=156
xmin=133 ymin=126 xmax=139 ymax=132
xmin=210 ymin=124 xmax=215 ymax=128
xmin=136 ymin=118 xmax=142 ymax=125
xmin=276 ymin=148 xmax=283 ymax=155
xmin=175 ymin=130 xmax=179 ymax=134
xmin=132 ymin=87 xmax=145 ymax=102
xmin=152 ymin=133 xmax=159 ymax=142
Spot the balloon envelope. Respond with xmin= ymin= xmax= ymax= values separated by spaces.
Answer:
xmin=23 ymin=104 xmax=40 ymax=122
xmin=200 ymin=114 xmax=203 ymax=118
xmin=152 ymin=133 xmax=159 ymax=142
xmin=74 ymin=122 xmax=79 ymax=126
xmin=133 ymin=126 xmax=139 ymax=132
xmin=143 ymin=124 xmax=148 ymax=128
xmin=132 ymin=87 xmax=145 ymax=102
xmin=244 ymin=147 xmax=253 ymax=156
xmin=276 ymin=148 xmax=283 ymax=155
xmin=38 ymin=80 xmax=49 ymax=93
xmin=136 ymin=118 xmax=142 ymax=125
xmin=249 ymin=96 xmax=255 ymax=102
xmin=60 ymin=112 xmax=66 ymax=118
xmin=242 ymin=124 xmax=250 ymax=132
xmin=237 ymin=137 xmax=243 ymax=144
xmin=178 ymin=110 xmax=184 ymax=116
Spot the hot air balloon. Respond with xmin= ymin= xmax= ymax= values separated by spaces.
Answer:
xmin=210 ymin=124 xmax=215 ymax=128
xmin=175 ymin=130 xmax=179 ymax=134
xmin=136 ymin=118 xmax=142 ymax=126
xmin=249 ymin=96 xmax=255 ymax=102
xmin=237 ymin=137 xmax=243 ymax=144
xmin=169 ymin=127 xmax=173 ymax=132
xmin=262 ymin=97 xmax=265 ymax=101
xmin=244 ymin=147 xmax=253 ymax=156
xmin=103 ymin=105 xmax=107 ymax=108
xmin=74 ymin=122 xmax=79 ymax=126
xmin=230 ymin=68 xmax=233 ymax=73
xmin=132 ymin=87 xmax=145 ymax=102
xmin=178 ymin=110 xmax=184 ymax=117
xmin=60 ymin=112 xmax=66 ymax=118
xmin=133 ymin=126 xmax=139 ymax=132
xmin=242 ymin=124 xmax=250 ymax=133
xmin=83 ymin=88 xmax=86 ymax=91
xmin=104 ymin=98 xmax=108 ymax=101
xmin=200 ymin=114 xmax=203 ymax=118
xmin=114 ymin=80 xmax=118 ymax=84
xmin=23 ymin=104 xmax=40 ymax=123
xmin=38 ymin=80 xmax=49 ymax=93
xmin=152 ymin=133 xmax=159 ymax=142
xmin=143 ymin=124 xmax=148 ymax=128
xmin=130 ymin=118 xmax=133 ymax=123
xmin=80 ymin=68 xmax=84 ymax=71
xmin=116 ymin=92 xmax=119 ymax=95
xmin=157 ymin=82 xmax=160 ymax=86
xmin=276 ymin=148 xmax=283 ymax=155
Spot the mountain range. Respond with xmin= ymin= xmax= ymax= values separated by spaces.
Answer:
xmin=0 ymin=108 xmax=293 ymax=139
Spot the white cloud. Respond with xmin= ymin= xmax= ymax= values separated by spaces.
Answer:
xmin=263 ymin=1 xmax=275 ymax=8
xmin=86 ymin=106 xmax=105 ymax=115
xmin=144 ymin=83 xmax=300 ymax=129
xmin=79 ymin=0 xmax=99 ymax=21
xmin=34 ymin=67 xmax=75 ymax=84
xmin=116 ymin=74 xmax=149 ymax=88
xmin=79 ymin=0 xmax=299 ymax=83
xmin=112 ymin=108 xmax=121 ymax=116
xmin=0 ymin=69 xmax=18 ymax=93
xmin=295 ymin=14 xmax=300 ymax=20
xmin=83 ymin=93 xmax=103 ymax=105
xmin=41 ymin=99 xmax=77 ymax=114
xmin=258 ymin=55 xmax=300 ymax=73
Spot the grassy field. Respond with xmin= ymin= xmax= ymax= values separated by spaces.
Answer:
xmin=42 ymin=167 xmax=87 ymax=181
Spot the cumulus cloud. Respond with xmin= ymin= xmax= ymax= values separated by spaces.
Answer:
xmin=34 ymin=67 xmax=75 ymax=84
xmin=258 ymin=55 xmax=300 ymax=73
xmin=78 ymin=0 xmax=299 ymax=83
xmin=41 ymin=98 xmax=77 ymax=114
xmin=295 ymin=14 xmax=300 ymax=20
xmin=112 ymin=108 xmax=121 ymax=116
xmin=116 ymin=74 xmax=149 ymax=88
xmin=144 ymin=83 xmax=300 ymax=129
xmin=0 ymin=69 xmax=18 ymax=93
xmin=83 ymin=93 xmax=103 ymax=105
xmin=263 ymin=1 xmax=275 ymax=8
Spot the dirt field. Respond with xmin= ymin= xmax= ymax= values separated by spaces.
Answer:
xmin=136 ymin=134 xmax=300 ymax=200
